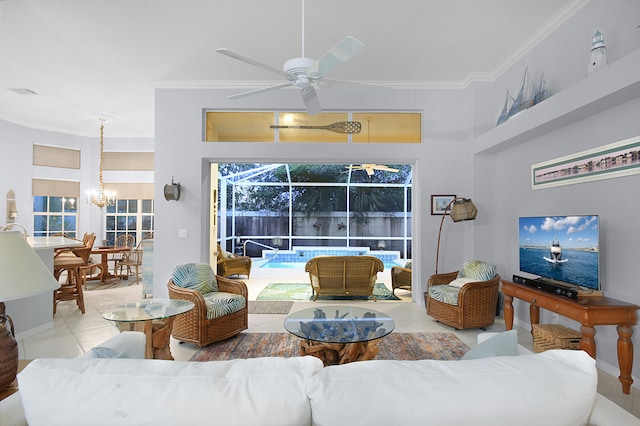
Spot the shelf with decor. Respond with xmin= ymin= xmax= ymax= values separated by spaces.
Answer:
xmin=473 ymin=48 xmax=640 ymax=155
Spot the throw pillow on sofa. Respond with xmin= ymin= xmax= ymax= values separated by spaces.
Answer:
xmin=462 ymin=330 xmax=518 ymax=360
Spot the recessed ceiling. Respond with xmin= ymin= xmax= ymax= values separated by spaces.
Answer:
xmin=0 ymin=0 xmax=583 ymax=137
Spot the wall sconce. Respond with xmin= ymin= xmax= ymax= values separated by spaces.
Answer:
xmin=164 ymin=177 xmax=181 ymax=201
xmin=6 ymin=190 xmax=17 ymax=223
xmin=377 ymin=240 xmax=386 ymax=250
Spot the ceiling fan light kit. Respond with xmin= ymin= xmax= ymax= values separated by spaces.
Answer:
xmin=215 ymin=0 xmax=365 ymax=116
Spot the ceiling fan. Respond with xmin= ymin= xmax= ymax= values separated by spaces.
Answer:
xmin=215 ymin=0 xmax=365 ymax=116
xmin=345 ymin=164 xmax=399 ymax=176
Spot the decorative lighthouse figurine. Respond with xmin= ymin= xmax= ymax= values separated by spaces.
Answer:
xmin=588 ymin=30 xmax=607 ymax=76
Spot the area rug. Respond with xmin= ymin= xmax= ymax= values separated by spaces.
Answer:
xmin=189 ymin=332 xmax=469 ymax=361
xmin=257 ymin=282 xmax=400 ymax=301
xmin=248 ymin=300 xmax=294 ymax=314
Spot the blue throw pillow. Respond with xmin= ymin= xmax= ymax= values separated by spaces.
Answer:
xmin=462 ymin=330 xmax=518 ymax=360
xmin=172 ymin=263 xmax=217 ymax=293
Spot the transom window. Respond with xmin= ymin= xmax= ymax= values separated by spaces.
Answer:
xmin=205 ymin=111 xmax=421 ymax=143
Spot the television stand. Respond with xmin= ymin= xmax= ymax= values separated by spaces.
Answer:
xmin=502 ymin=280 xmax=639 ymax=394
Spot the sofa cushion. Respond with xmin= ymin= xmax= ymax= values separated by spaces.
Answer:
xmin=202 ymin=291 xmax=246 ymax=319
xmin=18 ymin=356 xmax=323 ymax=426
xmin=172 ymin=263 xmax=217 ymax=293
xmin=457 ymin=259 xmax=496 ymax=281
xmin=462 ymin=330 xmax=518 ymax=359
xmin=306 ymin=350 xmax=597 ymax=426
xmin=428 ymin=284 xmax=460 ymax=305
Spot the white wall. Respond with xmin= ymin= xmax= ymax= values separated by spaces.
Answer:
xmin=470 ymin=0 xmax=640 ymax=385
xmin=153 ymin=87 xmax=474 ymax=303
xmin=0 ymin=121 xmax=153 ymax=334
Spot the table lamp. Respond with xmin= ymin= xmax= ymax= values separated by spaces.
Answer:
xmin=435 ymin=197 xmax=478 ymax=274
xmin=0 ymin=231 xmax=61 ymax=389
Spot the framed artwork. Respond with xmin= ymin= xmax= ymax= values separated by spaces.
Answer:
xmin=532 ymin=135 xmax=640 ymax=189
xmin=431 ymin=194 xmax=456 ymax=215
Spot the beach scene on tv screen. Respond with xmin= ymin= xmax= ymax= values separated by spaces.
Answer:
xmin=519 ymin=215 xmax=599 ymax=290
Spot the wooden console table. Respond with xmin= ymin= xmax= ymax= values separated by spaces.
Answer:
xmin=502 ymin=280 xmax=639 ymax=394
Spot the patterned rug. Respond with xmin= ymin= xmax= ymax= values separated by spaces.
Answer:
xmin=257 ymin=282 xmax=400 ymax=301
xmin=189 ymin=332 xmax=469 ymax=361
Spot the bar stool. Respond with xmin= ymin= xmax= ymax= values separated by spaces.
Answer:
xmin=53 ymin=258 xmax=86 ymax=314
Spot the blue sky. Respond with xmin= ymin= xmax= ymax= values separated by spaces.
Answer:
xmin=519 ymin=215 xmax=599 ymax=249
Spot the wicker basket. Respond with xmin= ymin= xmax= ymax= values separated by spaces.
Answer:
xmin=532 ymin=324 xmax=582 ymax=352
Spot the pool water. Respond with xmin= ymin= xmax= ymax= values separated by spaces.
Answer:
xmin=259 ymin=261 xmax=402 ymax=269
xmin=260 ymin=262 xmax=306 ymax=269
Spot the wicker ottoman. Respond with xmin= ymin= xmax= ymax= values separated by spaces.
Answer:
xmin=532 ymin=324 xmax=582 ymax=353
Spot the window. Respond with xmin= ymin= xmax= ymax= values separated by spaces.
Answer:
xmin=105 ymin=199 xmax=154 ymax=246
xmin=33 ymin=196 xmax=78 ymax=238
xmin=205 ymin=111 xmax=422 ymax=143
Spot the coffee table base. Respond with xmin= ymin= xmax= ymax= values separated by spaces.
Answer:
xmin=115 ymin=318 xmax=175 ymax=360
xmin=300 ymin=339 xmax=380 ymax=366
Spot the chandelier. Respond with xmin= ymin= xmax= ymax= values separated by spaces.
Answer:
xmin=86 ymin=119 xmax=116 ymax=208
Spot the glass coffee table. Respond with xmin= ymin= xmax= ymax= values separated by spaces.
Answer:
xmin=102 ymin=299 xmax=194 ymax=360
xmin=284 ymin=305 xmax=395 ymax=365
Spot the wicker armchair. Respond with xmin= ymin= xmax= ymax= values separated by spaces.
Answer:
xmin=391 ymin=265 xmax=412 ymax=295
xmin=305 ymin=255 xmax=384 ymax=301
xmin=425 ymin=270 xmax=500 ymax=330
xmin=168 ymin=274 xmax=248 ymax=346
xmin=216 ymin=244 xmax=252 ymax=278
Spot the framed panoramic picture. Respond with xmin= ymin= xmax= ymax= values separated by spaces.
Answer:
xmin=431 ymin=194 xmax=456 ymax=215
xmin=532 ymin=135 xmax=640 ymax=189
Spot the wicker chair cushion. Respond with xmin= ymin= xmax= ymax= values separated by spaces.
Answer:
xmin=172 ymin=263 xmax=218 ymax=293
xmin=457 ymin=260 xmax=496 ymax=281
xmin=428 ymin=285 xmax=460 ymax=306
xmin=202 ymin=291 xmax=246 ymax=320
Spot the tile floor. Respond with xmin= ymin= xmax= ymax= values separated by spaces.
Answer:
xmin=16 ymin=265 xmax=640 ymax=418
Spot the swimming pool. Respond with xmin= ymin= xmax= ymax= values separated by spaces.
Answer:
xmin=259 ymin=260 xmax=403 ymax=269
xmin=255 ymin=246 xmax=405 ymax=269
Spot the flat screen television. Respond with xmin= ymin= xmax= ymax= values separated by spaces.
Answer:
xmin=518 ymin=215 xmax=600 ymax=291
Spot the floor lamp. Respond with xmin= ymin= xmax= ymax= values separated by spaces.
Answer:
xmin=435 ymin=197 xmax=478 ymax=274
xmin=0 ymin=231 xmax=61 ymax=390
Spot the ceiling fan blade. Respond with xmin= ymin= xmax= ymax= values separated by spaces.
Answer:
xmin=307 ymin=36 xmax=365 ymax=78
xmin=215 ymin=48 xmax=293 ymax=79
xmin=226 ymin=82 xmax=293 ymax=100
xmin=378 ymin=166 xmax=399 ymax=173
xmin=300 ymin=86 xmax=322 ymax=116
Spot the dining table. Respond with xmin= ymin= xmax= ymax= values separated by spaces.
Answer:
xmin=90 ymin=246 xmax=131 ymax=282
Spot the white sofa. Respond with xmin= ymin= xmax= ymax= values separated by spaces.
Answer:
xmin=1 ymin=332 xmax=638 ymax=426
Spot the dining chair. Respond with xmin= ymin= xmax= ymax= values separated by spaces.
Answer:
xmin=116 ymin=242 xmax=143 ymax=283
xmin=109 ymin=234 xmax=136 ymax=274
